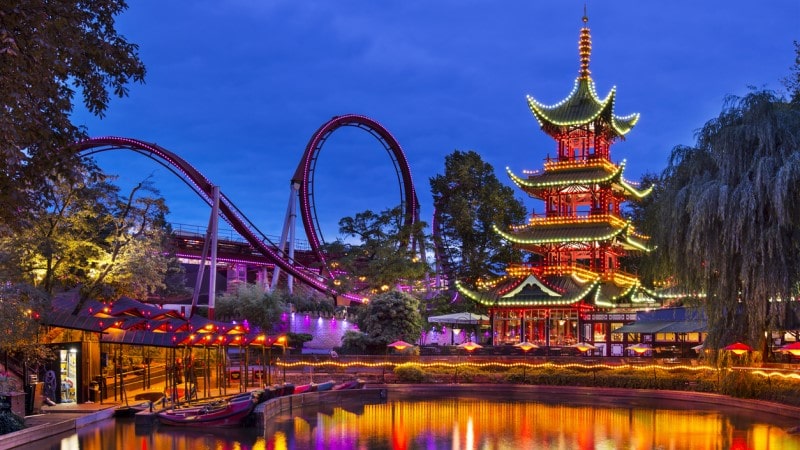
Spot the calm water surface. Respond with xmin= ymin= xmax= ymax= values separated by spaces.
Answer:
xmin=16 ymin=391 xmax=800 ymax=450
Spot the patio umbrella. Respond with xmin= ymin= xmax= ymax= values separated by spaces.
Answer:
xmin=570 ymin=342 xmax=596 ymax=353
xmin=723 ymin=342 xmax=752 ymax=355
xmin=427 ymin=312 xmax=489 ymax=325
xmin=457 ymin=342 xmax=482 ymax=352
xmin=514 ymin=341 xmax=539 ymax=352
xmin=626 ymin=343 xmax=651 ymax=355
xmin=691 ymin=343 xmax=705 ymax=352
xmin=778 ymin=342 xmax=800 ymax=356
xmin=387 ymin=340 xmax=414 ymax=351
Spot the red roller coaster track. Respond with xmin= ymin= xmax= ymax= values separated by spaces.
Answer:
xmin=75 ymin=114 xmax=421 ymax=299
xmin=293 ymin=114 xmax=420 ymax=269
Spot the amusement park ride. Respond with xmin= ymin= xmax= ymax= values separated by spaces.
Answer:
xmin=75 ymin=114 xmax=425 ymax=319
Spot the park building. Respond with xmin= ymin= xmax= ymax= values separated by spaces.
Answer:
xmin=456 ymin=13 xmax=695 ymax=357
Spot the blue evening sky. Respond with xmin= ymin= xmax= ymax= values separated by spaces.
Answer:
xmin=74 ymin=1 xmax=799 ymax=244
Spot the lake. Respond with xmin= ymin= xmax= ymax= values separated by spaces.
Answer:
xmin=14 ymin=388 xmax=800 ymax=449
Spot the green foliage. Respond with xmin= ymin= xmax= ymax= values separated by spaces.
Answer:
xmin=339 ymin=330 xmax=371 ymax=354
xmin=0 ymin=166 xmax=176 ymax=317
xmin=621 ymin=172 xmax=662 ymax=283
xmin=783 ymin=41 xmax=800 ymax=104
xmin=359 ymin=290 xmax=423 ymax=346
xmin=215 ymin=283 xmax=288 ymax=333
xmin=0 ymin=283 xmax=52 ymax=366
xmin=394 ymin=363 xmax=425 ymax=383
xmin=328 ymin=206 xmax=429 ymax=295
xmin=0 ymin=404 xmax=25 ymax=435
xmin=285 ymin=292 xmax=334 ymax=314
xmin=647 ymin=90 xmax=800 ymax=349
xmin=286 ymin=333 xmax=313 ymax=353
xmin=430 ymin=150 xmax=527 ymax=286
xmin=0 ymin=0 xmax=145 ymax=230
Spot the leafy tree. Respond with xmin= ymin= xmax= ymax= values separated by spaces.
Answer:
xmin=0 ymin=283 xmax=52 ymax=367
xmin=430 ymin=150 xmax=527 ymax=286
xmin=338 ymin=330 xmax=372 ymax=354
xmin=80 ymin=177 xmax=173 ymax=303
xmin=0 ymin=1 xmax=145 ymax=230
xmin=0 ymin=164 xmax=176 ymax=312
xmin=328 ymin=206 xmax=428 ymax=295
xmin=783 ymin=41 xmax=800 ymax=104
xmin=284 ymin=291 xmax=334 ymax=314
xmin=357 ymin=290 xmax=423 ymax=347
xmin=215 ymin=283 xmax=288 ymax=333
xmin=621 ymin=172 xmax=662 ymax=283
xmin=651 ymin=90 xmax=800 ymax=352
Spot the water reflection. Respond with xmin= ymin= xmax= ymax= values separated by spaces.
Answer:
xmin=17 ymin=393 xmax=800 ymax=450
xmin=264 ymin=396 xmax=800 ymax=449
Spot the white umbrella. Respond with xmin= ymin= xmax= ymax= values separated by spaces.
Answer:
xmin=427 ymin=312 xmax=489 ymax=325
xmin=570 ymin=342 xmax=596 ymax=352
xmin=457 ymin=342 xmax=482 ymax=352
xmin=626 ymin=343 xmax=651 ymax=355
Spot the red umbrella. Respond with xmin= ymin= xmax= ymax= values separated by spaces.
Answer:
xmin=387 ymin=340 xmax=414 ymax=351
xmin=778 ymin=342 xmax=800 ymax=356
xmin=723 ymin=342 xmax=753 ymax=355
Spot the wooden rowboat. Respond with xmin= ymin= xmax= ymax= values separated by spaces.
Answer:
xmin=156 ymin=392 xmax=257 ymax=427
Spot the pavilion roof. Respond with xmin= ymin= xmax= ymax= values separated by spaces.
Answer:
xmin=527 ymin=79 xmax=638 ymax=139
xmin=456 ymin=273 xmax=598 ymax=308
xmin=39 ymin=292 xmax=276 ymax=348
xmin=525 ymin=18 xmax=638 ymax=139
xmin=506 ymin=161 xmax=653 ymax=200
xmin=493 ymin=215 xmax=651 ymax=252
xmin=456 ymin=263 xmax=664 ymax=309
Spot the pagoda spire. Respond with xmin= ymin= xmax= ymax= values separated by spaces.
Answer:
xmin=578 ymin=7 xmax=592 ymax=79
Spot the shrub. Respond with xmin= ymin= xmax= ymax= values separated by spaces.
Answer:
xmin=395 ymin=363 xmax=425 ymax=383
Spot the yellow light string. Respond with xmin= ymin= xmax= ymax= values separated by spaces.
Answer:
xmin=268 ymin=360 xmax=800 ymax=381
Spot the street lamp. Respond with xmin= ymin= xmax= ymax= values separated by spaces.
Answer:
xmin=276 ymin=335 xmax=287 ymax=382
xmin=514 ymin=341 xmax=539 ymax=381
xmin=455 ymin=341 xmax=482 ymax=383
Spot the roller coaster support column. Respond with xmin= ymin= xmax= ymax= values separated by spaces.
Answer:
xmin=272 ymin=181 xmax=300 ymax=294
xmin=208 ymin=185 xmax=220 ymax=320
xmin=190 ymin=219 xmax=212 ymax=317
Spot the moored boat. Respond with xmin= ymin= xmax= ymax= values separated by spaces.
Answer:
xmin=279 ymin=382 xmax=295 ymax=396
xmin=315 ymin=380 xmax=335 ymax=391
xmin=293 ymin=383 xmax=318 ymax=394
xmin=332 ymin=379 xmax=366 ymax=390
xmin=156 ymin=392 xmax=257 ymax=427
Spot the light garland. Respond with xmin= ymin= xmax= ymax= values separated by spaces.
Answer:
xmin=270 ymin=360 xmax=799 ymax=381
xmin=494 ymin=222 xmax=625 ymax=246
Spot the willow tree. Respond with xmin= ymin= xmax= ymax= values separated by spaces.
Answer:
xmin=653 ymin=90 xmax=800 ymax=351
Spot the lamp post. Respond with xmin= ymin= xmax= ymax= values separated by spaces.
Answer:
xmin=386 ymin=340 xmax=414 ymax=383
xmin=514 ymin=341 xmax=539 ymax=381
xmin=455 ymin=341 xmax=482 ymax=383
xmin=276 ymin=335 xmax=287 ymax=382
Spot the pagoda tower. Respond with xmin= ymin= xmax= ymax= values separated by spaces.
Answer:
xmin=457 ymin=14 xmax=663 ymax=353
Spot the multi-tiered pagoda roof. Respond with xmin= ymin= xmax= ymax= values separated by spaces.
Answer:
xmin=457 ymin=14 xmax=667 ymax=311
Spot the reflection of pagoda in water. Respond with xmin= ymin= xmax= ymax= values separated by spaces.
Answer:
xmin=457 ymin=13 xmax=667 ymax=354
